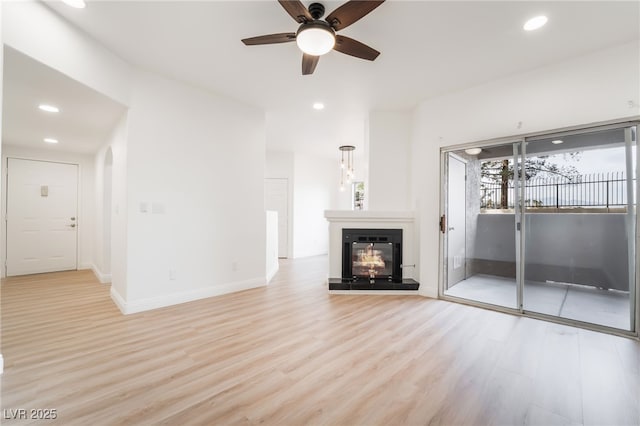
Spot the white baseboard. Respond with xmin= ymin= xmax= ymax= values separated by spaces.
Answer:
xmin=292 ymin=251 xmax=328 ymax=259
xmin=110 ymin=286 xmax=127 ymax=314
xmin=110 ymin=277 xmax=266 ymax=315
xmin=91 ymin=264 xmax=112 ymax=284
xmin=419 ymin=283 xmax=438 ymax=298
xmin=266 ymin=261 xmax=279 ymax=283
xmin=0 ymin=353 xmax=4 ymax=374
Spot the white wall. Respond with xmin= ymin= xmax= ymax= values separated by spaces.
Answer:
xmin=2 ymin=1 xmax=131 ymax=106
xmin=266 ymin=150 xmax=294 ymax=179
xmin=368 ymin=111 xmax=412 ymax=211
xmin=265 ymin=210 xmax=279 ymax=282
xmin=1 ymin=145 xmax=96 ymax=276
xmin=292 ymin=153 xmax=337 ymax=258
xmin=265 ymin=150 xmax=294 ymax=259
xmin=1 ymin=0 xmax=5 ymax=374
xmin=116 ymin=69 xmax=266 ymax=312
xmin=267 ymin=150 xmax=353 ymax=258
xmin=4 ymin=0 xmax=132 ymax=298
xmin=4 ymin=2 xmax=269 ymax=313
xmin=411 ymin=41 xmax=640 ymax=297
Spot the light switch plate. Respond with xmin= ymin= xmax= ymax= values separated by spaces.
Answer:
xmin=152 ymin=202 xmax=165 ymax=214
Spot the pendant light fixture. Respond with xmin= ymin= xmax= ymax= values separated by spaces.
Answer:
xmin=339 ymin=145 xmax=355 ymax=191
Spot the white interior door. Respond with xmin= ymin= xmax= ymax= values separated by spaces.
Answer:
xmin=447 ymin=154 xmax=467 ymax=287
xmin=265 ymin=178 xmax=288 ymax=258
xmin=6 ymin=158 xmax=79 ymax=276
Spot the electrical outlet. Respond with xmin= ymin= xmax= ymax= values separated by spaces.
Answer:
xmin=232 ymin=262 xmax=238 ymax=272
xmin=169 ymin=269 xmax=176 ymax=280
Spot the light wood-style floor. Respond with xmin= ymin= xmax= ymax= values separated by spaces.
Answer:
xmin=2 ymin=256 xmax=639 ymax=425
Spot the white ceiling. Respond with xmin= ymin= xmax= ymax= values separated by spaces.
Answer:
xmin=4 ymin=1 xmax=640 ymax=158
xmin=2 ymin=47 xmax=127 ymax=154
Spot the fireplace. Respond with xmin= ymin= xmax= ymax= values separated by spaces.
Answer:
xmin=327 ymin=228 xmax=418 ymax=290
xmin=342 ymin=228 xmax=403 ymax=282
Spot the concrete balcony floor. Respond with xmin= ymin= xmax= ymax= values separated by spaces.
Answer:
xmin=445 ymin=274 xmax=632 ymax=331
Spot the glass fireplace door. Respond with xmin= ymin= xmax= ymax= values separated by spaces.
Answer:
xmin=352 ymin=242 xmax=394 ymax=279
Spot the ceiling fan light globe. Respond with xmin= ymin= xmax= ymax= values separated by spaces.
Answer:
xmin=296 ymin=25 xmax=335 ymax=56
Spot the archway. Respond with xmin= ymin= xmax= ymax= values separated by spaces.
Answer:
xmin=103 ymin=147 xmax=113 ymax=277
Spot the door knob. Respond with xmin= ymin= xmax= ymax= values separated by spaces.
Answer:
xmin=71 ymin=217 xmax=76 ymax=221
xmin=448 ymin=227 xmax=455 ymax=231
xmin=69 ymin=224 xmax=76 ymax=228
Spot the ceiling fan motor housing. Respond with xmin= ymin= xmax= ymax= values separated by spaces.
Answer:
xmin=308 ymin=2 xmax=326 ymax=20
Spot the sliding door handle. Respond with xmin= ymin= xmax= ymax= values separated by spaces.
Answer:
xmin=439 ymin=215 xmax=446 ymax=233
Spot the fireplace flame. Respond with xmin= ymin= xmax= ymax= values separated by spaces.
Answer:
xmin=353 ymin=244 xmax=386 ymax=279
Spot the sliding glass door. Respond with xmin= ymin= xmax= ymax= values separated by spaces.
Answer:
xmin=443 ymin=142 xmax=521 ymax=310
xmin=522 ymin=125 xmax=637 ymax=331
xmin=442 ymin=123 xmax=638 ymax=334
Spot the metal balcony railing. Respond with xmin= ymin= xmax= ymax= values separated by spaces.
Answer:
xmin=481 ymin=172 xmax=635 ymax=210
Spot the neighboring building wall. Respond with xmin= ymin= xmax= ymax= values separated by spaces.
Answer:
xmin=411 ymin=41 xmax=640 ymax=297
xmin=464 ymin=154 xmax=482 ymax=279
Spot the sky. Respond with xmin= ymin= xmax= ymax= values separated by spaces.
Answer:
xmin=544 ymin=146 xmax=636 ymax=177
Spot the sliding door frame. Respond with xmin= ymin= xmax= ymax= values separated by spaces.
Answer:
xmin=439 ymin=117 xmax=640 ymax=339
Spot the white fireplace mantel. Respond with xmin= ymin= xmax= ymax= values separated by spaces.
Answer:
xmin=324 ymin=210 xmax=418 ymax=285
xmin=324 ymin=210 xmax=415 ymax=223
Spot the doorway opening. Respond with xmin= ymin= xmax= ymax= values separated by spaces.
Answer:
xmin=265 ymin=178 xmax=289 ymax=258
xmin=102 ymin=147 xmax=113 ymax=279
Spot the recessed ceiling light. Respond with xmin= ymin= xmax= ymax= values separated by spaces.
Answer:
xmin=313 ymin=102 xmax=325 ymax=110
xmin=524 ymin=15 xmax=548 ymax=31
xmin=551 ymin=139 xmax=563 ymax=145
xmin=61 ymin=0 xmax=86 ymax=8
xmin=44 ymin=138 xmax=59 ymax=144
xmin=38 ymin=104 xmax=60 ymax=113
xmin=465 ymin=148 xmax=482 ymax=155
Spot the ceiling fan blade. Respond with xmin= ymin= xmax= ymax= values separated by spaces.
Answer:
xmin=302 ymin=53 xmax=319 ymax=75
xmin=326 ymin=0 xmax=385 ymax=31
xmin=242 ymin=33 xmax=296 ymax=46
xmin=334 ymin=35 xmax=380 ymax=61
xmin=278 ymin=0 xmax=313 ymax=23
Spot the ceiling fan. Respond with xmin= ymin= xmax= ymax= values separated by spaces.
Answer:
xmin=242 ymin=0 xmax=385 ymax=75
